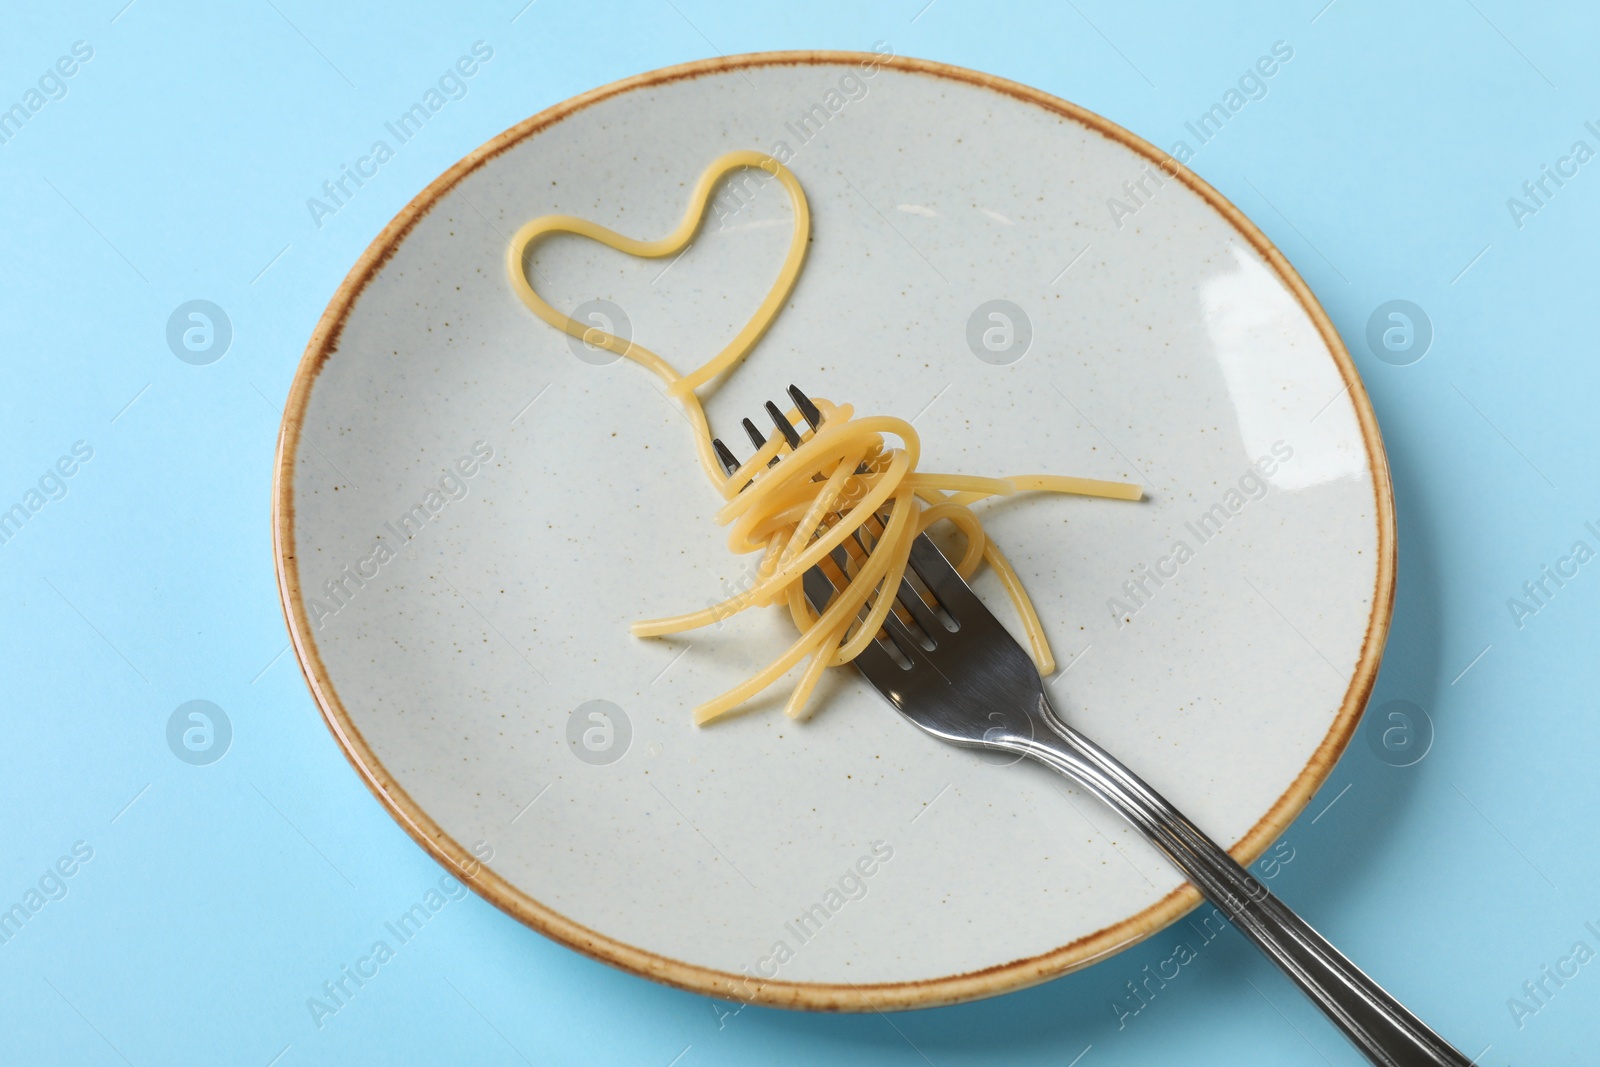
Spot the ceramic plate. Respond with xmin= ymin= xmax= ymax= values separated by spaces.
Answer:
xmin=273 ymin=52 xmax=1393 ymax=1010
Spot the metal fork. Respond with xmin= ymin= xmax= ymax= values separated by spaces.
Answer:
xmin=716 ymin=387 xmax=1471 ymax=1067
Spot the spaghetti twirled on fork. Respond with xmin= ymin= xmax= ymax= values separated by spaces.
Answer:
xmin=507 ymin=150 xmax=1140 ymax=723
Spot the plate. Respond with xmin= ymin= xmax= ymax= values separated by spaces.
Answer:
xmin=273 ymin=51 xmax=1393 ymax=1010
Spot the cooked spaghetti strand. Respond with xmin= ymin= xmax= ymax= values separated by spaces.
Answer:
xmin=506 ymin=152 xmax=1141 ymax=723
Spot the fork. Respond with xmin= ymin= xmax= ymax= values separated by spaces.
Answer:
xmin=714 ymin=387 xmax=1472 ymax=1067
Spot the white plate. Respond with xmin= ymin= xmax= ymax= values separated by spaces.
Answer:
xmin=273 ymin=52 xmax=1393 ymax=1010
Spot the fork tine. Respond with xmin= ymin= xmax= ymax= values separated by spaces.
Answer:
xmin=742 ymin=417 xmax=767 ymax=452
xmin=879 ymin=601 xmax=930 ymax=655
xmin=800 ymin=562 xmax=840 ymax=615
xmin=727 ymin=389 xmax=962 ymax=672
xmin=906 ymin=534 xmax=988 ymax=624
xmin=802 ymin=553 xmax=915 ymax=672
xmin=804 ymin=556 xmax=905 ymax=676
xmin=788 ymin=385 xmax=823 ymax=431
xmin=712 ymin=438 xmax=742 ymax=477
xmin=766 ymin=401 xmax=803 ymax=449
xmin=826 ymin=539 xmax=896 ymax=635
xmin=894 ymin=575 xmax=946 ymax=637
xmin=849 ymin=631 xmax=907 ymax=676
xmin=839 ymin=522 xmax=939 ymax=651
xmin=827 ymin=541 xmax=860 ymax=580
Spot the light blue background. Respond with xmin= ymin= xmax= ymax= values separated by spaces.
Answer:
xmin=2 ymin=1 xmax=1596 ymax=1064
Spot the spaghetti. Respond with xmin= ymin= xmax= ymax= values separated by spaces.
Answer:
xmin=506 ymin=151 xmax=1140 ymax=724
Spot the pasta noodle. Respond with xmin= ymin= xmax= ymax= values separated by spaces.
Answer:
xmin=506 ymin=151 xmax=1140 ymax=724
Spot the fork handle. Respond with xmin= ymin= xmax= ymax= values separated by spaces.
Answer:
xmin=1020 ymin=723 xmax=1473 ymax=1067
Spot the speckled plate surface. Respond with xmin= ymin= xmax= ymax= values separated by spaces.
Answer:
xmin=273 ymin=51 xmax=1393 ymax=1011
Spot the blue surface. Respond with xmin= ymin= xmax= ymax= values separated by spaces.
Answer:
xmin=2 ymin=1 xmax=1596 ymax=1064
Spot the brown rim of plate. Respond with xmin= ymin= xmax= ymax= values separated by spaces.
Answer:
xmin=271 ymin=49 xmax=1396 ymax=1013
